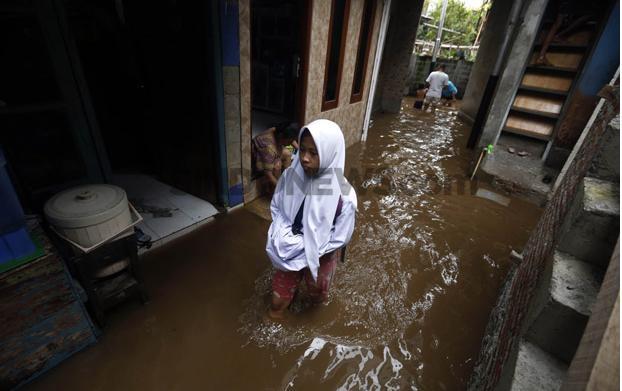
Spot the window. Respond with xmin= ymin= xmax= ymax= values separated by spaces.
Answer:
xmin=322 ymin=0 xmax=350 ymax=111
xmin=350 ymin=0 xmax=376 ymax=103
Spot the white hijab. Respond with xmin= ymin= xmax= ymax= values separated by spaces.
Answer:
xmin=280 ymin=119 xmax=349 ymax=280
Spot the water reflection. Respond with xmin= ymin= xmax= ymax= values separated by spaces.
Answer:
xmin=240 ymin=103 xmax=541 ymax=390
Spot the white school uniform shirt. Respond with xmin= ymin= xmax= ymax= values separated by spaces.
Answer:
xmin=265 ymin=119 xmax=357 ymax=281
xmin=425 ymin=71 xmax=449 ymax=98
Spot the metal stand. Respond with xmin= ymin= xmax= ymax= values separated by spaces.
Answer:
xmin=50 ymin=231 xmax=148 ymax=327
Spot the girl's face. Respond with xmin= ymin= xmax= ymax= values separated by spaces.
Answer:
xmin=299 ymin=134 xmax=319 ymax=176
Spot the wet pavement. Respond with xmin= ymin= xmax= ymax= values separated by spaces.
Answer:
xmin=28 ymin=101 xmax=541 ymax=390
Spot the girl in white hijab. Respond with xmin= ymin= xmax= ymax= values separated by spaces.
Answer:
xmin=266 ymin=119 xmax=357 ymax=319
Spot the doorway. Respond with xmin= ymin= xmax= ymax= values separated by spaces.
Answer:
xmin=62 ymin=0 xmax=222 ymax=205
xmin=250 ymin=0 xmax=311 ymax=138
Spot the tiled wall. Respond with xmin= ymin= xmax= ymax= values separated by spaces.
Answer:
xmin=221 ymin=0 xmax=244 ymax=206
xmin=238 ymin=0 xmax=384 ymax=202
xmin=223 ymin=66 xmax=243 ymax=205
xmin=238 ymin=0 xmax=253 ymax=203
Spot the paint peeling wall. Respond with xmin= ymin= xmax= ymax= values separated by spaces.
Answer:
xmin=238 ymin=0 xmax=383 ymax=202
xmin=304 ymin=0 xmax=383 ymax=148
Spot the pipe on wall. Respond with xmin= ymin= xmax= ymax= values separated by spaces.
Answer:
xmin=361 ymin=0 xmax=393 ymax=142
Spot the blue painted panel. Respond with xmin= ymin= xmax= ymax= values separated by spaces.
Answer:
xmin=228 ymin=182 xmax=244 ymax=206
xmin=577 ymin=2 xmax=620 ymax=96
xmin=0 ymin=146 xmax=26 ymax=235
xmin=0 ymin=249 xmax=97 ymax=389
xmin=220 ymin=0 xmax=240 ymax=66
xmin=12 ymin=303 xmax=97 ymax=389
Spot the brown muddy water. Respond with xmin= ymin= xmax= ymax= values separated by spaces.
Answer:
xmin=29 ymin=102 xmax=541 ymax=390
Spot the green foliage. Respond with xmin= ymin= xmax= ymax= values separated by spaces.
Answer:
xmin=418 ymin=0 xmax=488 ymax=47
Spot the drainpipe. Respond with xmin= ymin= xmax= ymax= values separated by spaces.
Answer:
xmin=362 ymin=0 xmax=393 ymax=142
xmin=466 ymin=0 xmax=525 ymax=149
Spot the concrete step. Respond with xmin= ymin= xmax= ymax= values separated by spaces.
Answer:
xmin=557 ymin=177 xmax=620 ymax=267
xmin=589 ymin=115 xmax=619 ymax=182
xmin=509 ymin=339 xmax=567 ymax=391
xmin=525 ymin=251 xmax=603 ymax=363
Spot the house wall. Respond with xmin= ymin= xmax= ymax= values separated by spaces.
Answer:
xmin=304 ymin=0 xmax=384 ymax=148
xmin=458 ymin=0 xmax=514 ymax=124
xmin=374 ymin=0 xmax=424 ymax=114
xmin=238 ymin=0 xmax=384 ymax=203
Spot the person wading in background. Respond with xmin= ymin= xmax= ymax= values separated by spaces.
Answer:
xmin=423 ymin=64 xmax=449 ymax=114
xmin=442 ymin=80 xmax=458 ymax=107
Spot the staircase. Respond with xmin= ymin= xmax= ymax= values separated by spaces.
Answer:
xmin=505 ymin=116 xmax=619 ymax=390
xmin=502 ymin=16 xmax=596 ymax=155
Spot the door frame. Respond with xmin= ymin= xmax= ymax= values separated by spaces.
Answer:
xmin=250 ymin=0 xmax=313 ymax=128
xmin=295 ymin=0 xmax=313 ymax=126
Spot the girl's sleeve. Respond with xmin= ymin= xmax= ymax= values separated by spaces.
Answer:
xmin=270 ymin=175 xmax=285 ymax=221
xmin=322 ymin=194 xmax=357 ymax=255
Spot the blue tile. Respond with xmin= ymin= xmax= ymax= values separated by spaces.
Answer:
xmin=228 ymin=182 xmax=244 ymax=207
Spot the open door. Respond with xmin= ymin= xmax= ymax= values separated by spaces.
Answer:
xmin=250 ymin=0 xmax=311 ymax=139
xmin=61 ymin=0 xmax=222 ymax=204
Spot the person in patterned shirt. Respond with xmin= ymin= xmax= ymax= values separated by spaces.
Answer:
xmin=253 ymin=123 xmax=299 ymax=194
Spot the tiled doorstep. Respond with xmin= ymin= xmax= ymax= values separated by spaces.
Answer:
xmin=112 ymin=174 xmax=219 ymax=256
xmin=137 ymin=216 xmax=215 ymax=256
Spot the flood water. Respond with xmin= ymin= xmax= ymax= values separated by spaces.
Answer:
xmin=29 ymin=101 xmax=541 ymax=390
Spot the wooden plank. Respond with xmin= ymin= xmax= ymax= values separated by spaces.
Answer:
xmin=522 ymin=73 xmax=573 ymax=92
xmin=562 ymin=241 xmax=619 ymax=390
xmin=513 ymin=93 xmax=564 ymax=114
xmin=510 ymin=106 xmax=559 ymax=119
xmin=526 ymin=65 xmax=577 ymax=75
xmin=518 ymin=85 xmax=568 ymax=97
xmin=503 ymin=126 xmax=552 ymax=141
xmin=0 ymin=303 xmax=96 ymax=388
xmin=506 ymin=114 xmax=554 ymax=136
xmin=504 ymin=112 xmax=554 ymax=140
xmin=0 ymin=256 xmax=75 ymax=336
xmin=534 ymin=42 xmax=589 ymax=51
xmin=563 ymin=30 xmax=594 ymax=46
xmin=587 ymin=296 xmax=619 ymax=390
xmin=530 ymin=52 xmax=583 ymax=70
xmin=0 ymin=220 xmax=97 ymax=388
